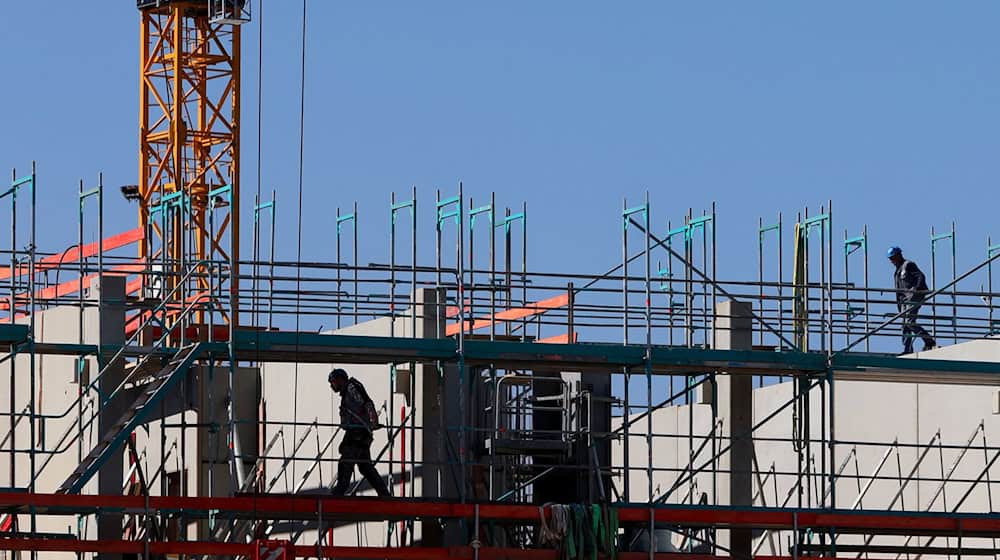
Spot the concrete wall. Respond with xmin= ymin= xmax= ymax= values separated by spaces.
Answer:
xmin=613 ymin=339 xmax=1000 ymax=554
xmin=4 ymin=280 xmax=999 ymax=557
xmin=258 ymin=288 xmax=447 ymax=547
xmin=0 ymin=285 xmax=448 ymax=553
xmin=0 ymin=277 xmax=259 ymax=558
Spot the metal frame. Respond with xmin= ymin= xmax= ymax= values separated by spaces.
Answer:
xmin=139 ymin=1 xmax=242 ymax=328
xmin=4 ymin=178 xmax=1000 ymax=557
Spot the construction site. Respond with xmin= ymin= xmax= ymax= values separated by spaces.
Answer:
xmin=2 ymin=1 xmax=1000 ymax=559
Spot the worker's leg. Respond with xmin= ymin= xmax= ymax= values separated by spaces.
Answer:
xmin=330 ymin=458 xmax=355 ymax=496
xmin=900 ymin=322 xmax=914 ymax=354
xmin=331 ymin=439 xmax=361 ymax=496
xmin=357 ymin=444 xmax=391 ymax=497
xmin=906 ymin=301 xmax=936 ymax=349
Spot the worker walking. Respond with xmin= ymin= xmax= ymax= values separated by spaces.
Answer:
xmin=328 ymin=368 xmax=391 ymax=497
xmin=888 ymin=247 xmax=936 ymax=354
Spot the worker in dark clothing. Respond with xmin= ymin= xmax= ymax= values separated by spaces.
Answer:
xmin=888 ymin=246 xmax=936 ymax=354
xmin=328 ymin=368 xmax=391 ymax=497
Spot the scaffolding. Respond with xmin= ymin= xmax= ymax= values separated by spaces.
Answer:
xmin=0 ymin=165 xmax=997 ymax=558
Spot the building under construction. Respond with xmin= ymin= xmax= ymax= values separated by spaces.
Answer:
xmin=2 ymin=2 xmax=1000 ymax=559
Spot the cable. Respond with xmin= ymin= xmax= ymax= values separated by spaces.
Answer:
xmin=253 ymin=0 xmax=264 ymax=340
xmin=292 ymin=0 xmax=308 ymax=486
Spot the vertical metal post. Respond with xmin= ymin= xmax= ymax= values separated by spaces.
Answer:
xmin=268 ymin=190 xmax=276 ymax=331
xmin=843 ymin=224 xmax=869 ymax=352
xmin=503 ymin=208 xmax=511 ymax=336
xmin=95 ymin=173 xmax=105 ymax=510
xmin=388 ymin=189 xmax=416 ymax=504
xmin=624 ymin=197 xmax=653 ymax=502
xmin=759 ymin=216 xmax=765 ymax=347
xmin=844 ymin=229 xmax=850 ymax=349
xmin=8 ymin=168 xmax=16 ymax=493
xmin=644 ymin=197 xmax=652 ymax=347
xmin=667 ymin=220 xmax=674 ymax=347
xmin=390 ymin=186 xmax=418 ymax=515
xmin=468 ymin=197 xmax=475 ymax=339
xmin=951 ymin=221 xmax=957 ymax=343
xmin=178 ymin=190 xmax=186 ymax=348
xmin=863 ymin=224 xmax=869 ymax=351
xmin=827 ymin=200 xmax=834 ymax=355
xmin=335 ymin=206 xmax=358 ymax=328
xmin=28 ymin=163 xmax=37 ymax=542
xmin=78 ymin=179 xmax=85 ymax=472
xmin=803 ymin=208 xmax=809 ymax=352
xmin=159 ymin=186 xmax=167 ymax=345
xmin=490 ymin=192 xmax=496 ymax=342
xmin=97 ymin=172 xmax=104 ymax=329
xmin=685 ymin=209 xmax=693 ymax=348
xmin=252 ymin=192 xmax=260 ymax=331
xmin=709 ymin=203 xmax=717 ymax=346
xmin=819 ymin=204 xmax=827 ymax=353
xmin=468 ymin=195 xmax=494 ymax=339
xmin=621 ymin=197 xmax=630 ymax=502
xmin=336 ymin=207 xmax=342 ymax=329
xmin=758 ymin=213 xmax=783 ymax=355
xmin=989 ymin=236 xmax=994 ymax=334
xmin=252 ymin=191 xmax=276 ymax=332
xmin=930 ymin=223 xmax=958 ymax=342
xmin=567 ymin=282 xmax=575 ymax=342
xmin=436 ymin=186 xmax=466 ymax=502
xmin=643 ymin=195 xmax=652 ymax=505
xmin=435 ymin=190 xmax=442 ymax=338
xmin=988 ymin=237 xmax=1000 ymax=336
xmin=389 ymin=192 xmax=398 ymax=503
xmin=409 ymin=185 xmax=416 ymax=509
xmin=522 ymin=201 xmax=527 ymax=340
xmin=457 ymin=182 xmax=466 ymax=504
xmin=710 ymin=205 xmax=719 ymax=510
xmin=354 ymin=201 xmax=359 ymax=324
xmin=931 ymin=225 xmax=937 ymax=340
xmin=778 ymin=212 xmax=784 ymax=350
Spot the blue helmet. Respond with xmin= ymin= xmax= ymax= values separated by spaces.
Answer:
xmin=887 ymin=246 xmax=902 ymax=258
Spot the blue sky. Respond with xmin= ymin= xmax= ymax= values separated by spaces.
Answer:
xmin=1 ymin=2 xmax=999 ymax=336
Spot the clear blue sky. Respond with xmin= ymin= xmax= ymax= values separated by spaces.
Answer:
xmin=1 ymin=2 xmax=999 ymax=308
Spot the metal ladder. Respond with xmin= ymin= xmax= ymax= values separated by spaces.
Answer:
xmin=56 ymin=343 xmax=203 ymax=494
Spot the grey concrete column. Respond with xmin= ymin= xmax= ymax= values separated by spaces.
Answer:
xmin=196 ymin=366 xmax=259 ymax=499
xmin=89 ymin=276 xmax=126 ymax=559
xmin=714 ymin=300 xmax=753 ymax=559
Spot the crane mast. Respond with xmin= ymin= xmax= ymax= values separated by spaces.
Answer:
xmin=137 ymin=0 xmax=249 ymax=330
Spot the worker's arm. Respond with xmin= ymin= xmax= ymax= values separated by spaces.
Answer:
xmin=901 ymin=262 xmax=925 ymax=299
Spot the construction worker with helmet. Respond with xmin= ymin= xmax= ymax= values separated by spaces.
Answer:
xmin=887 ymin=246 xmax=936 ymax=354
xmin=328 ymin=368 xmax=390 ymax=497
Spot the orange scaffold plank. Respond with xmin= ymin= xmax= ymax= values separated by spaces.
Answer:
xmin=0 ymin=228 xmax=144 ymax=281
xmin=3 ymin=262 xmax=146 ymax=321
xmin=9 ymin=262 xmax=144 ymax=306
xmin=538 ymin=332 xmax=578 ymax=344
xmin=447 ymin=293 xmax=570 ymax=336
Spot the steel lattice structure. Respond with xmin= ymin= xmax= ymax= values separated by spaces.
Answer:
xmin=138 ymin=0 xmax=241 ymax=327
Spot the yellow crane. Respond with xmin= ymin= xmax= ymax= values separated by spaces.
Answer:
xmin=135 ymin=0 xmax=250 ymax=327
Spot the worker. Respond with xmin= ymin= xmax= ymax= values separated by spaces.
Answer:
xmin=887 ymin=246 xmax=936 ymax=354
xmin=328 ymin=368 xmax=391 ymax=497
